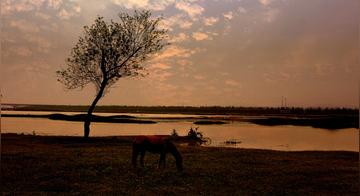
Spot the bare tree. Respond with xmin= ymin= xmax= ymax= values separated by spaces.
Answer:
xmin=56 ymin=10 xmax=168 ymax=138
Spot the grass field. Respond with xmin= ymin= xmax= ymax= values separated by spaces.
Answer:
xmin=1 ymin=134 xmax=358 ymax=195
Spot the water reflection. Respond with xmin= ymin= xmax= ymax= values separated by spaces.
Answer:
xmin=2 ymin=112 xmax=358 ymax=152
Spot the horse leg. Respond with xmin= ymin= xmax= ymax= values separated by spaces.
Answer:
xmin=131 ymin=143 xmax=139 ymax=168
xmin=159 ymin=152 xmax=166 ymax=169
xmin=140 ymin=150 xmax=146 ymax=167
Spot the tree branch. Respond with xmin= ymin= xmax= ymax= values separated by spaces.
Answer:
xmin=100 ymin=49 xmax=107 ymax=76
xmin=107 ymin=46 xmax=142 ymax=78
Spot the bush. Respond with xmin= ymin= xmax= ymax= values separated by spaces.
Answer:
xmin=171 ymin=129 xmax=179 ymax=138
xmin=187 ymin=127 xmax=205 ymax=145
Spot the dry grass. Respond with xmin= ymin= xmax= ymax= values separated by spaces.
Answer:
xmin=1 ymin=134 xmax=358 ymax=195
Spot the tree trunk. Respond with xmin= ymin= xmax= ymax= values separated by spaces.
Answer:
xmin=84 ymin=82 xmax=106 ymax=138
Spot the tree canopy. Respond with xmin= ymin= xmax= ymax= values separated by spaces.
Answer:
xmin=57 ymin=10 xmax=168 ymax=93
xmin=56 ymin=10 xmax=168 ymax=138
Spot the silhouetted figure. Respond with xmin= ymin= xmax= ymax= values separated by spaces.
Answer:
xmin=132 ymin=136 xmax=183 ymax=171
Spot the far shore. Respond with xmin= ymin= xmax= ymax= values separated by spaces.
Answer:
xmin=1 ymin=133 xmax=358 ymax=195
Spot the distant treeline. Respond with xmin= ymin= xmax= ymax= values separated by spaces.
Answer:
xmin=3 ymin=104 xmax=358 ymax=116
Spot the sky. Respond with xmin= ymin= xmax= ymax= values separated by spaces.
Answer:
xmin=1 ymin=0 xmax=359 ymax=108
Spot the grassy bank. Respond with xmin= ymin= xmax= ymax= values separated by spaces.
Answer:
xmin=1 ymin=134 xmax=359 ymax=195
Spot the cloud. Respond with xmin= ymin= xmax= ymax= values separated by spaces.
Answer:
xmin=220 ymin=72 xmax=229 ymax=76
xmin=111 ymin=0 xmax=174 ymax=11
xmin=74 ymin=5 xmax=81 ymax=13
xmin=150 ymin=63 xmax=171 ymax=70
xmin=314 ymin=64 xmax=335 ymax=76
xmin=58 ymin=9 xmax=71 ymax=19
xmin=112 ymin=0 xmax=148 ymax=9
xmin=57 ymin=5 xmax=81 ymax=20
xmin=192 ymin=32 xmax=211 ymax=41
xmin=179 ymin=20 xmax=193 ymax=29
xmin=161 ymin=14 xmax=193 ymax=31
xmin=223 ymin=11 xmax=233 ymax=20
xmin=225 ymin=79 xmax=242 ymax=87
xmin=238 ymin=6 xmax=247 ymax=14
xmin=9 ymin=19 xmax=40 ymax=33
xmin=264 ymin=8 xmax=279 ymax=22
xmin=35 ymin=12 xmax=51 ymax=20
xmin=170 ymin=33 xmax=189 ymax=43
xmin=24 ymin=34 xmax=52 ymax=52
xmin=203 ymin=17 xmax=219 ymax=26
xmin=177 ymin=59 xmax=193 ymax=71
xmin=39 ymin=22 xmax=59 ymax=32
xmin=175 ymin=1 xmax=204 ymax=19
xmin=222 ymin=23 xmax=232 ymax=35
xmin=1 ymin=0 xmax=43 ymax=15
xmin=259 ymin=0 xmax=273 ymax=6
xmin=194 ymin=74 xmax=205 ymax=80
xmin=152 ymin=45 xmax=196 ymax=61
xmin=150 ymin=0 xmax=175 ymax=11
xmin=1 ymin=0 xmax=81 ymax=21
xmin=153 ymin=72 xmax=174 ymax=82
xmin=47 ymin=0 xmax=62 ymax=9
xmin=28 ymin=0 xmax=45 ymax=7
xmin=1 ymin=0 xmax=65 ymax=15
xmin=11 ymin=46 xmax=33 ymax=57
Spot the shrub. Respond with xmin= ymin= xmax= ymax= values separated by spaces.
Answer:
xmin=187 ymin=127 xmax=205 ymax=145
xmin=171 ymin=129 xmax=179 ymax=138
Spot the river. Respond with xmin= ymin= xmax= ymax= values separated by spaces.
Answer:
xmin=1 ymin=111 xmax=358 ymax=151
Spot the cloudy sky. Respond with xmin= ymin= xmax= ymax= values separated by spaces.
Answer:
xmin=1 ymin=0 xmax=358 ymax=107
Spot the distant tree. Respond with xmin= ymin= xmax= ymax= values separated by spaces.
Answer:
xmin=56 ymin=10 xmax=168 ymax=138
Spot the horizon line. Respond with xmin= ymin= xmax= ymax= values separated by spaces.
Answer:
xmin=1 ymin=103 xmax=358 ymax=110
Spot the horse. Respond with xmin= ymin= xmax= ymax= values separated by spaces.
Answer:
xmin=131 ymin=136 xmax=183 ymax=171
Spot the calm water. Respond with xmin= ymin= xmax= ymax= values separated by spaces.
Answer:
xmin=1 ymin=111 xmax=358 ymax=151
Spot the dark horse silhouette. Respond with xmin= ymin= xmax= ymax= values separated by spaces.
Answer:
xmin=132 ymin=136 xmax=183 ymax=171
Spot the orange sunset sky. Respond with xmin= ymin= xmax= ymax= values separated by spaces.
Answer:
xmin=1 ymin=0 xmax=359 ymax=107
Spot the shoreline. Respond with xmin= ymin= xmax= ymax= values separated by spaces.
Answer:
xmin=2 ymin=133 xmax=358 ymax=194
xmin=2 ymin=133 xmax=358 ymax=153
xmin=2 ymin=112 xmax=358 ymax=129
